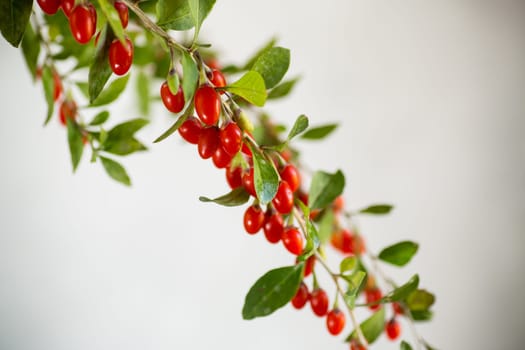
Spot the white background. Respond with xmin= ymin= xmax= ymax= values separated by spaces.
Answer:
xmin=1 ymin=1 xmax=524 ymax=349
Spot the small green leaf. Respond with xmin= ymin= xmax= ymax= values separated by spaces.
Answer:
xmin=340 ymin=256 xmax=357 ymax=274
xmin=378 ymin=241 xmax=419 ymax=267
xmin=268 ymin=77 xmax=300 ymax=99
xmin=106 ymin=119 xmax=149 ymax=141
xmin=308 ymin=170 xmax=345 ymax=210
xmin=181 ymin=51 xmax=198 ymax=101
xmin=301 ymin=123 xmax=338 ymax=140
xmin=97 ymin=0 xmax=126 ymax=44
xmin=89 ymin=27 xmax=113 ymax=103
xmin=226 ymin=71 xmax=267 ymax=107
xmin=301 ymin=219 xmax=320 ymax=258
xmin=90 ymin=75 xmax=130 ymax=107
xmin=342 ymin=270 xmax=366 ymax=308
xmin=411 ymin=310 xmax=434 ymax=322
xmin=406 ymin=289 xmax=435 ymax=311
xmin=287 ymin=114 xmax=308 ymax=141
xmin=242 ymin=264 xmax=304 ymax=320
xmin=346 ymin=307 xmax=385 ymax=344
xmin=66 ymin=119 xmax=84 ymax=171
xmin=252 ymin=47 xmax=290 ymax=89
xmin=243 ymin=37 xmax=276 ymax=70
xmin=89 ymin=111 xmax=110 ymax=126
xmin=384 ymin=274 xmax=420 ymax=303
xmin=153 ymin=106 xmax=193 ymax=143
xmin=157 ymin=0 xmax=215 ymax=31
xmin=317 ymin=209 xmax=335 ymax=244
xmin=199 ymin=187 xmax=250 ymax=207
xmin=0 ymin=0 xmax=32 ymax=47
xmin=167 ymin=69 xmax=180 ymax=95
xmin=42 ymin=66 xmax=55 ymax=125
xmin=21 ymin=22 xmax=40 ymax=80
xmin=103 ymin=138 xmax=147 ymax=156
xmin=136 ymin=70 xmax=150 ymax=116
xmin=100 ymin=156 xmax=131 ymax=186
xmin=359 ymin=204 xmax=394 ymax=215
xmin=401 ymin=340 xmax=414 ymax=350
xmin=251 ymin=148 xmax=279 ymax=205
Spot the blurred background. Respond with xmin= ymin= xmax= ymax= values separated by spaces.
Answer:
xmin=1 ymin=0 xmax=524 ymax=349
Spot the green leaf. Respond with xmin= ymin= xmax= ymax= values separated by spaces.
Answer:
xmin=89 ymin=27 xmax=113 ymax=103
xmin=308 ymin=170 xmax=345 ymax=210
xmin=21 ymin=22 xmax=40 ymax=80
xmin=359 ymin=204 xmax=394 ymax=215
xmin=100 ymin=156 xmax=131 ymax=186
xmin=287 ymin=114 xmax=308 ymax=141
xmin=411 ymin=310 xmax=434 ymax=322
xmin=66 ymin=119 xmax=84 ymax=171
xmin=251 ymin=148 xmax=279 ymax=205
xmin=226 ymin=71 xmax=267 ymax=107
xmin=301 ymin=123 xmax=338 ymax=140
xmin=0 ymin=0 xmax=32 ymax=47
xmin=103 ymin=138 xmax=147 ymax=156
xmin=243 ymin=37 xmax=277 ymax=70
xmin=90 ymin=75 xmax=130 ymax=107
xmin=167 ymin=69 xmax=180 ymax=95
xmin=268 ymin=77 xmax=300 ymax=99
xmin=406 ymin=289 xmax=435 ymax=312
xmin=157 ymin=0 xmax=215 ymax=31
xmin=401 ymin=340 xmax=414 ymax=350
xmin=181 ymin=51 xmax=198 ymax=101
xmin=41 ymin=66 xmax=55 ymax=125
xmin=378 ymin=241 xmax=419 ymax=267
xmin=97 ymin=0 xmax=126 ymax=44
xmin=153 ymin=106 xmax=193 ymax=143
xmin=199 ymin=187 xmax=250 ymax=207
xmin=342 ymin=270 xmax=366 ymax=308
xmin=242 ymin=264 xmax=304 ymax=320
xmin=136 ymin=70 xmax=150 ymax=116
xmin=89 ymin=111 xmax=110 ymax=126
xmin=105 ymin=118 xmax=149 ymax=141
xmin=346 ymin=307 xmax=385 ymax=344
xmin=384 ymin=274 xmax=420 ymax=303
xmin=252 ymin=47 xmax=290 ymax=89
xmin=340 ymin=256 xmax=357 ymax=274
xmin=317 ymin=209 xmax=334 ymax=244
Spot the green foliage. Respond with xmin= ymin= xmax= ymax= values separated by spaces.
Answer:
xmin=157 ymin=0 xmax=216 ymax=32
xmin=340 ymin=256 xmax=357 ymax=274
xmin=243 ymin=37 xmax=277 ymax=70
xmin=382 ymin=274 xmax=420 ymax=303
xmin=317 ymin=209 xmax=335 ymax=244
xmin=66 ymin=119 xmax=84 ymax=171
xmin=251 ymin=147 xmax=279 ymax=205
xmin=21 ymin=22 xmax=40 ymax=80
xmin=378 ymin=241 xmax=419 ymax=267
xmin=406 ymin=289 xmax=435 ymax=312
xmin=89 ymin=111 xmax=110 ymax=126
xmin=0 ymin=0 xmax=33 ymax=47
xmin=301 ymin=123 xmax=338 ymax=140
xmin=41 ymin=66 xmax=55 ymax=125
xmin=287 ymin=114 xmax=309 ymax=141
xmin=346 ymin=307 xmax=385 ymax=344
xmin=101 ymin=119 xmax=148 ymax=156
xmin=100 ymin=156 xmax=131 ymax=186
xmin=199 ymin=187 xmax=250 ymax=207
xmin=136 ymin=71 xmax=150 ymax=116
xmin=97 ymin=0 xmax=126 ymax=44
xmin=89 ymin=27 xmax=113 ymax=103
xmin=188 ymin=0 xmax=216 ymax=41
xmin=226 ymin=71 xmax=267 ymax=107
xmin=242 ymin=264 xmax=304 ymax=320
xmin=308 ymin=170 xmax=345 ymax=210
xmin=90 ymin=75 xmax=130 ymax=107
xmin=342 ymin=270 xmax=367 ymax=308
xmin=268 ymin=77 xmax=300 ymax=99
xmin=359 ymin=204 xmax=394 ymax=215
xmin=251 ymin=47 xmax=290 ymax=89
xmin=153 ymin=106 xmax=194 ymax=143
xmin=181 ymin=51 xmax=198 ymax=101
xmin=401 ymin=341 xmax=414 ymax=350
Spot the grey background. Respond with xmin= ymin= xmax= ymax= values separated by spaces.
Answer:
xmin=1 ymin=1 xmax=524 ymax=349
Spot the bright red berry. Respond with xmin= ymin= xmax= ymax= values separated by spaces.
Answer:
xmin=219 ymin=122 xmax=242 ymax=156
xmin=197 ymin=126 xmax=220 ymax=159
xmin=326 ymin=308 xmax=346 ymax=335
xmin=272 ymin=181 xmax=294 ymax=214
xmin=114 ymin=1 xmax=129 ymax=28
xmin=178 ymin=116 xmax=202 ymax=144
xmin=212 ymin=146 xmax=233 ymax=169
xmin=59 ymin=99 xmax=77 ymax=126
xmin=385 ymin=318 xmax=401 ymax=340
xmin=37 ymin=0 xmax=61 ymax=14
xmin=194 ymin=85 xmax=221 ymax=126
xmin=70 ymin=5 xmax=97 ymax=44
xmin=108 ymin=38 xmax=133 ymax=76
xmin=60 ymin=0 xmax=75 ymax=17
xmin=241 ymin=141 xmax=252 ymax=157
xmin=350 ymin=340 xmax=367 ymax=350
xmin=282 ymin=227 xmax=303 ymax=255
xmin=160 ymin=82 xmax=185 ymax=113
xmin=226 ymin=166 xmax=243 ymax=189
xmin=365 ymin=287 xmax=382 ymax=311
xmin=242 ymin=168 xmax=256 ymax=197
xmin=206 ymin=59 xmax=220 ymax=70
xmin=303 ymin=255 xmax=316 ymax=277
xmin=280 ymin=164 xmax=300 ymax=193
xmin=263 ymin=212 xmax=283 ymax=243
xmin=243 ymin=205 xmax=265 ymax=234
xmin=333 ymin=195 xmax=345 ymax=213
xmin=291 ymin=282 xmax=309 ymax=309
xmin=209 ymin=69 xmax=226 ymax=92
xmin=310 ymin=288 xmax=329 ymax=317
xmin=392 ymin=302 xmax=404 ymax=315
